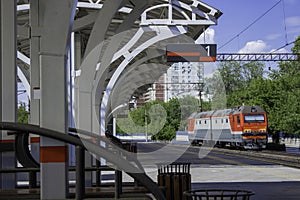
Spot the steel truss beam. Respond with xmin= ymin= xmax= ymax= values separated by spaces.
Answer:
xmin=217 ymin=53 xmax=300 ymax=62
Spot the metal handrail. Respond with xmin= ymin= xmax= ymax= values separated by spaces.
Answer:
xmin=0 ymin=122 xmax=166 ymax=200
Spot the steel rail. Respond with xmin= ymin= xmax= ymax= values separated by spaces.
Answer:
xmin=211 ymin=148 xmax=300 ymax=169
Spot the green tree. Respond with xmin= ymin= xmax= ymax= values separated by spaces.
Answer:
xmin=152 ymin=124 xmax=176 ymax=141
xmin=215 ymin=36 xmax=300 ymax=137
xmin=216 ymin=61 xmax=264 ymax=94
xmin=17 ymin=103 xmax=29 ymax=124
xmin=267 ymin=36 xmax=300 ymax=136
xmin=178 ymin=96 xmax=198 ymax=130
xmin=117 ymin=96 xmax=204 ymax=141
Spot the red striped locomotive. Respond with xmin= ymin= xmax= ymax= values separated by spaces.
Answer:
xmin=188 ymin=105 xmax=268 ymax=150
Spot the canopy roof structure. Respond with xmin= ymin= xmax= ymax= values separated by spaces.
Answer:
xmin=0 ymin=1 xmax=222 ymax=198
xmin=15 ymin=0 xmax=222 ymax=132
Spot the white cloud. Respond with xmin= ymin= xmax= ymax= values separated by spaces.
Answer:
xmin=196 ymin=28 xmax=215 ymax=44
xmin=286 ymin=16 xmax=300 ymax=27
xmin=238 ymin=40 xmax=268 ymax=53
xmin=270 ymin=48 xmax=289 ymax=53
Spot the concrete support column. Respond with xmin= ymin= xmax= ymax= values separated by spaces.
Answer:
xmin=29 ymin=0 xmax=77 ymax=199
xmin=39 ymin=54 xmax=69 ymax=199
xmin=0 ymin=0 xmax=17 ymax=189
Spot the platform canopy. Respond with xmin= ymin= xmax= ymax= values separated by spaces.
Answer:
xmin=15 ymin=0 xmax=222 ymax=132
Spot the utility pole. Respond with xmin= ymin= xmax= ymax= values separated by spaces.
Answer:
xmin=145 ymin=108 xmax=148 ymax=142
xmin=197 ymin=62 xmax=204 ymax=112
xmin=198 ymin=83 xmax=203 ymax=112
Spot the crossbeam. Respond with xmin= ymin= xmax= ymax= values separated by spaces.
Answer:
xmin=217 ymin=53 xmax=299 ymax=62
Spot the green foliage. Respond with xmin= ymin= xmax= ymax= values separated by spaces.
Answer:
xmin=118 ymin=37 xmax=300 ymax=139
xmin=17 ymin=103 xmax=29 ymax=124
xmin=116 ymin=96 xmax=204 ymax=141
xmin=208 ymin=36 xmax=300 ymax=137
xmin=217 ymin=61 xmax=264 ymax=93
xmin=265 ymin=36 xmax=300 ymax=136
xmin=151 ymin=124 xmax=176 ymax=141
xmin=178 ymin=96 xmax=200 ymax=131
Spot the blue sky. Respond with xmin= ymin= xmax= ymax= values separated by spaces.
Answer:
xmin=199 ymin=0 xmax=300 ymax=53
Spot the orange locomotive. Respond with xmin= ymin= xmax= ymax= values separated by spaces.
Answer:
xmin=188 ymin=105 xmax=268 ymax=150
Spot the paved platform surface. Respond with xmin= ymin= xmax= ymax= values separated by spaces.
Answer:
xmin=192 ymin=181 xmax=300 ymax=200
xmin=122 ymin=164 xmax=300 ymax=182
xmin=121 ymin=164 xmax=300 ymax=199
xmin=191 ymin=165 xmax=300 ymax=199
xmin=2 ymin=164 xmax=300 ymax=199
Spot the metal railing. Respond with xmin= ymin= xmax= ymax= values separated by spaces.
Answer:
xmin=0 ymin=122 xmax=165 ymax=200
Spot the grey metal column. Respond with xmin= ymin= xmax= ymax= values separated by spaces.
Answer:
xmin=73 ymin=33 xmax=93 ymax=187
xmin=76 ymin=1 xmax=125 ymax=187
xmin=32 ymin=1 xmax=77 ymax=199
xmin=75 ymin=146 xmax=85 ymax=200
xmin=0 ymin=0 xmax=17 ymax=189
xmin=74 ymin=34 xmax=82 ymax=71
xmin=29 ymin=0 xmax=41 ymax=169
xmin=83 ymin=0 xmax=124 ymax=58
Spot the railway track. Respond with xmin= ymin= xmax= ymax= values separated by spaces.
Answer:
xmin=210 ymin=147 xmax=300 ymax=169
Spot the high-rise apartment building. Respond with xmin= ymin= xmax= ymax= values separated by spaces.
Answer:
xmin=164 ymin=62 xmax=204 ymax=101
xmin=137 ymin=62 xmax=205 ymax=104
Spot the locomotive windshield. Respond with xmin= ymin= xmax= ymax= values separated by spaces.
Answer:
xmin=244 ymin=114 xmax=265 ymax=123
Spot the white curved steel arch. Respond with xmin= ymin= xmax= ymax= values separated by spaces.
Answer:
xmin=16 ymin=51 xmax=30 ymax=99
xmin=141 ymin=0 xmax=218 ymax=25
xmin=75 ymin=25 xmax=184 ymax=134
xmin=107 ymin=63 xmax=167 ymax=125
xmin=15 ymin=0 xmax=221 ymax=135
xmin=110 ymin=64 xmax=166 ymax=113
xmin=75 ymin=0 xmax=221 ymax=134
xmin=98 ymin=25 xmax=187 ymax=133
xmin=82 ymin=28 xmax=151 ymax=134
xmin=107 ymin=34 xmax=194 ymax=123
xmin=75 ymin=0 xmax=156 ymax=133
xmin=16 ymin=2 xmax=133 ymax=13
xmin=17 ymin=67 xmax=30 ymax=99
xmin=14 ymin=0 xmax=140 ymax=101
xmin=16 ymin=5 xmax=31 ymax=99
xmin=142 ymin=3 xmax=191 ymax=20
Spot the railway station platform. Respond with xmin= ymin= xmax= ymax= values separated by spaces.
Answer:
xmin=126 ymin=164 xmax=300 ymax=199
xmin=1 ymin=164 xmax=300 ymax=199
xmin=283 ymin=138 xmax=300 ymax=149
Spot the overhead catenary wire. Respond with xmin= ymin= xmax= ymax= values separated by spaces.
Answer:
xmin=270 ymin=39 xmax=296 ymax=53
xmin=281 ymin=0 xmax=289 ymax=45
xmin=218 ymin=0 xmax=282 ymax=50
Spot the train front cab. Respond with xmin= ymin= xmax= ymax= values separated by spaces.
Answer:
xmin=235 ymin=111 xmax=268 ymax=150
